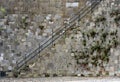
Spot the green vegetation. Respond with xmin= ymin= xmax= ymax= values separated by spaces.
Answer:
xmin=0 ymin=6 xmax=6 ymax=18
xmin=114 ymin=15 xmax=120 ymax=25
xmin=0 ymin=26 xmax=4 ymax=31
xmin=0 ymin=6 xmax=6 ymax=13
xmin=95 ymin=15 xmax=106 ymax=23
xmin=72 ymin=17 xmax=119 ymax=69
xmin=39 ymin=25 xmax=44 ymax=30
xmin=20 ymin=16 xmax=29 ymax=29
xmin=110 ymin=9 xmax=120 ymax=17
xmin=13 ymin=70 xmax=20 ymax=78
xmin=110 ymin=9 xmax=120 ymax=26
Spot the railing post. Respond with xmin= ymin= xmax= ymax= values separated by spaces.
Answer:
xmin=24 ymin=54 xmax=27 ymax=67
xmin=52 ymin=28 xmax=53 ymax=46
xmin=39 ymin=43 xmax=41 ymax=53
xmin=64 ymin=20 xmax=68 ymax=37
xmin=38 ymin=43 xmax=40 ymax=59
xmin=65 ymin=24 xmax=66 ymax=37
xmin=16 ymin=61 xmax=18 ymax=70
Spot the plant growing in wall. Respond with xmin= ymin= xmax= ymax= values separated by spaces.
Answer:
xmin=89 ymin=29 xmax=96 ymax=38
xmin=20 ymin=16 xmax=29 ymax=29
xmin=0 ymin=6 xmax=6 ymax=18
xmin=95 ymin=16 xmax=106 ymax=23
xmin=114 ymin=15 xmax=120 ymax=25
xmin=39 ymin=25 xmax=44 ymax=30
xmin=73 ymin=23 xmax=119 ymax=70
xmin=110 ymin=9 xmax=120 ymax=17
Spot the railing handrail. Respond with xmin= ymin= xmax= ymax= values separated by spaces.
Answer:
xmin=15 ymin=0 xmax=102 ymax=70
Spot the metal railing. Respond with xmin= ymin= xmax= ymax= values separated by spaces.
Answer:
xmin=15 ymin=0 xmax=102 ymax=70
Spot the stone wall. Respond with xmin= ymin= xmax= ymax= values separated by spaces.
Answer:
xmin=15 ymin=0 xmax=120 ymax=78
xmin=0 ymin=0 xmax=86 ymax=71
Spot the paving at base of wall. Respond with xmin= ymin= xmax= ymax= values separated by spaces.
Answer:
xmin=0 ymin=77 xmax=120 ymax=82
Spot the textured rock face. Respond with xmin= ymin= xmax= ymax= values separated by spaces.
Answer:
xmin=0 ymin=0 xmax=84 ymax=71
xmin=0 ymin=0 xmax=120 ymax=78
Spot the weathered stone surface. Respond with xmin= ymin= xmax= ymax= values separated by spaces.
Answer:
xmin=0 ymin=0 xmax=119 ymax=78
